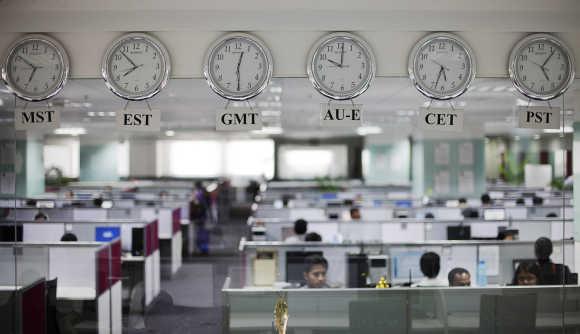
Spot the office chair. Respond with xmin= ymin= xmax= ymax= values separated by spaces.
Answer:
xmin=46 ymin=278 xmax=60 ymax=334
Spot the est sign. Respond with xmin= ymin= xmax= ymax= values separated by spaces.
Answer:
xmin=15 ymin=108 xmax=61 ymax=131
xmin=320 ymin=104 xmax=362 ymax=127
xmin=216 ymin=108 xmax=262 ymax=131
xmin=419 ymin=107 xmax=464 ymax=132
xmin=117 ymin=109 xmax=160 ymax=132
xmin=518 ymin=106 xmax=559 ymax=130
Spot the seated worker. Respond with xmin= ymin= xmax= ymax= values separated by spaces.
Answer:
xmin=497 ymin=229 xmax=519 ymax=241
xmin=532 ymin=195 xmax=544 ymax=206
xmin=448 ymin=267 xmax=471 ymax=287
xmin=516 ymin=198 xmax=526 ymax=206
xmin=480 ymin=193 xmax=493 ymax=206
xmin=512 ymin=262 xmax=539 ymax=286
xmin=34 ymin=211 xmax=48 ymax=222
xmin=413 ymin=252 xmax=448 ymax=287
xmin=60 ymin=233 xmax=78 ymax=242
xmin=285 ymin=219 xmax=308 ymax=242
xmin=305 ymin=232 xmax=322 ymax=242
xmin=303 ymin=255 xmax=329 ymax=288
xmin=350 ymin=207 xmax=361 ymax=220
xmin=459 ymin=198 xmax=479 ymax=219
xmin=534 ymin=237 xmax=572 ymax=285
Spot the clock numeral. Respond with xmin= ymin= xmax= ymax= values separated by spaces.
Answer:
xmin=33 ymin=86 xmax=38 ymax=92
xmin=362 ymin=62 xmax=366 ymax=69
xmin=122 ymin=45 xmax=129 ymax=52
xmin=340 ymin=85 xmax=344 ymax=91
xmin=350 ymin=44 xmax=353 ymax=51
xmin=32 ymin=42 xmax=39 ymax=51
xmin=113 ymin=64 xmax=118 ymax=70
xmin=557 ymin=53 xmax=561 ymax=60
xmin=217 ymin=53 xmax=224 ymax=61
xmin=254 ymin=74 xmax=259 ymax=81
xmin=226 ymin=82 xmax=231 ymax=87
xmin=225 ymin=45 xmax=231 ymax=53
xmin=153 ymin=52 xmax=157 ymax=59
xmin=528 ymin=46 xmax=534 ymax=53
xmin=428 ymin=45 xmax=435 ymax=52
xmin=51 ymin=75 xmax=56 ymax=81
xmin=132 ymin=43 xmax=140 ymax=50
xmin=217 ymin=74 xmax=222 ymax=81
xmin=519 ymin=65 xmax=524 ymax=71
xmin=561 ymin=63 xmax=566 ymax=70
xmin=214 ymin=64 xmax=220 ymax=71
xmin=558 ymin=74 xmax=562 ymax=81
xmin=258 ymin=62 xmax=263 ymax=70
xmin=248 ymin=82 xmax=252 ymax=89
xmin=134 ymin=85 xmax=139 ymax=92
xmin=519 ymin=54 xmax=528 ymax=61
xmin=153 ymin=74 xmax=157 ymax=81
xmin=551 ymin=82 xmax=556 ymax=89
xmin=438 ymin=42 xmax=445 ymax=49
xmin=540 ymin=86 xmax=545 ymax=92
xmin=247 ymin=45 xmax=251 ymax=52
xmin=330 ymin=81 xmax=335 ymax=88
xmin=317 ymin=64 xmax=323 ymax=71
xmin=421 ymin=74 xmax=427 ymax=81
xmin=235 ymin=42 xmax=242 ymax=49
xmin=451 ymin=81 xmax=456 ymax=88
xmin=419 ymin=63 xmax=424 ymax=70
xmin=124 ymin=82 xmax=128 ymax=88
xmin=359 ymin=73 xmax=363 ymax=80
xmin=156 ymin=63 xmax=160 ymax=69
xmin=115 ymin=54 xmax=122 ymax=61
xmin=319 ymin=53 xmax=327 ymax=61
xmin=15 ymin=76 xmax=20 ymax=83
xmin=321 ymin=75 xmax=326 ymax=81
xmin=351 ymin=81 xmax=356 ymax=88
xmin=530 ymin=82 xmax=535 ymax=88
xmin=458 ymin=74 xmax=463 ymax=80
xmin=145 ymin=82 xmax=150 ymax=89
xmin=44 ymin=46 xmax=48 ymax=54
xmin=537 ymin=43 xmax=545 ymax=50
xmin=55 ymin=64 xmax=60 ymax=70
xmin=45 ymin=83 xmax=49 ymax=89
xmin=326 ymin=45 xmax=333 ymax=52
xmin=145 ymin=45 xmax=149 ymax=52
xmin=451 ymin=44 xmax=454 ymax=52
xmin=337 ymin=42 xmax=344 ymax=50
xmin=440 ymin=86 xmax=445 ymax=91
xmin=357 ymin=51 xmax=362 ymax=59
xmin=254 ymin=52 xmax=259 ymax=60
xmin=421 ymin=53 xmax=428 ymax=61
xmin=522 ymin=75 xmax=527 ymax=81
xmin=116 ymin=75 xmax=121 ymax=81
xmin=52 ymin=52 xmax=56 ymax=60
xmin=550 ymin=46 xmax=554 ymax=53
xmin=21 ymin=47 xmax=28 ymax=55
xmin=461 ymin=63 xmax=466 ymax=69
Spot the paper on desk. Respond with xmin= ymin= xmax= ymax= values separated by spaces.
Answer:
xmin=479 ymin=245 xmax=499 ymax=276
xmin=0 ymin=172 xmax=15 ymax=194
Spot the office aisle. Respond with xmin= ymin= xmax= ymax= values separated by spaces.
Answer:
xmin=128 ymin=216 xmax=248 ymax=334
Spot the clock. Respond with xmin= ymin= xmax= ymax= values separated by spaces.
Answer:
xmin=509 ymin=34 xmax=575 ymax=101
xmin=203 ymin=33 xmax=273 ymax=101
xmin=307 ymin=32 xmax=376 ymax=100
xmin=1 ymin=34 xmax=70 ymax=102
xmin=101 ymin=33 xmax=171 ymax=101
xmin=408 ymin=33 xmax=476 ymax=100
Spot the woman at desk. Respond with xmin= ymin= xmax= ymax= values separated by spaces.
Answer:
xmin=412 ymin=252 xmax=448 ymax=287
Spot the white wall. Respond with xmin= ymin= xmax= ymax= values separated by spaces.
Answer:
xmin=44 ymin=137 xmax=80 ymax=178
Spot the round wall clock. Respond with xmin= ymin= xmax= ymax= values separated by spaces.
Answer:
xmin=509 ymin=33 xmax=575 ymax=101
xmin=102 ymin=33 xmax=171 ymax=101
xmin=408 ymin=33 xmax=476 ymax=100
xmin=1 ymin=34 xmax=70 ymax=102
xmin=307 ymin=32 xmax=376 ymax=100
xmin=203 ymin=33 xmax=273 ymax=101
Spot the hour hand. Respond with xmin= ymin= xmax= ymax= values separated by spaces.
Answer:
xmin=327 ymin=59 xmax=341 ymax=67
xmin=17 ymin=55 xmax=36 ymax=69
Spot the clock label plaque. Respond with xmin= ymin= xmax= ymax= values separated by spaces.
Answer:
xmin=517 ymin=106 xmax=559 ymax=129
xmin=117 ymin=109 xmax=160 ymax=132
xmin=216 ymin=108 xmax=262 ymax=131
xmin=419 ymin=107 xmax=464 ymax=132
xmin=15 ymin=108 xmax=61 ymax=131
xmin=320 ymin=103 xmax=362 ymax=127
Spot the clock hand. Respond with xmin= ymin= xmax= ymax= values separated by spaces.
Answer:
xmin=430 ymin=60 xmax=450 ymax=71
xmin=236 ymin=52 xmax=244 ymax=91
xmin=17 ymin=55 xmax=36 ymax=69
xmin=434 ymin=67 xmax=443 ymax=90
xmin=120 ymin=51 xmax=138 ymax=68
xmin=542 ymin=50 xmax=555 ymax=67
xmin=327 ymin=59 xmax=341 ymax=67
xmin=27 ymin=67 xmax=38 ymax=84
xmin=540 ymin=67 xmax=550 ymax=81
xmin=441 ymin=65 xmax=447 ymax=82
xmin=340 ymin=44 xmax=344 ymax=67
xmin=122 ymin=64 xmax=143 ymax=77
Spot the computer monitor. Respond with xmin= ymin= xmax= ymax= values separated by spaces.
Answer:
xmin=95 ymin=226 xmax=121 ymax=242
xmin=395 ymin=200 xmax=412 ymax=208
xmin=483 ymin=208 xmax=506 ymax=221
xmin=0 ymin=225 xmax=22 ymax=242
xmin=131 ymin=227 xmax=144 ymax=256
xmin=447 ymin=225 xmax=471 ymax=240
xmin=321 ymin=193 xmax=338 ymax=200
xmin=286 ymin=251 xmax=323 ymax=284
xmin=390 ymin=249 xmax=424 ymax=284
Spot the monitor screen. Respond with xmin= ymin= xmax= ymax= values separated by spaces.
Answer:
xmin=95 ymin=226 xmax=121 ymax=242
xmin=447 ymin=226 xmax=471 ymax=240
xmin=483 ymin=208 xmax=506 ymax=221
xmin=0 ymin=225 xmax=22 ymax=242
xmin=390 ymin=249 xmax=424 ymax=283
xmin=286 ymin=251 xmax=323 ymax=284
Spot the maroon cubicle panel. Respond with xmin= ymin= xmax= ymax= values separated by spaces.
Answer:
xmin=153 ymin=220 xmax=159 ymax=251
xmin=172 ymin=208 xmax=181 ymax=234
xmin=96 ymin=246 xmax=110 ymax=296
xmin=110 ymin=240 xmax=122 ymax=285
xmin=21 ymin=279 xmax=46 ymax=334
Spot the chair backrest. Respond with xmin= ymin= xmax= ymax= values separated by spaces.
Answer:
xmin=480 ymin=294 xmax=536 ymax=334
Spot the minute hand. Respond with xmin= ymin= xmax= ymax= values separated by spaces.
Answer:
xmin=120 ymin=51 xmax=138 ymax=68
xmin=542 ymin=50 xmax=555 ymax=67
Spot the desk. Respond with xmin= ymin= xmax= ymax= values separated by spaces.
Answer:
xmin=57 ymin=286 xmax=96 ymax=300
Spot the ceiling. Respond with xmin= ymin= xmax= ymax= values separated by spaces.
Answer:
xmin=0 ymin=76 xmax=577 ymax=139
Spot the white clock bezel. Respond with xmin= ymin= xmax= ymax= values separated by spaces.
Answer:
xmin=101 ymin=32 xmax=171 ymax=101
xmin=306 ymin=32 xmax=376 ymax=101
xmin=1 ymin=34 xmax=70 ymax=102
xmin=408 ymin=32 xmax=477 ymax=101
xmin=203 ymin=32 xmax=274 ymax=101
xmin=508 ymin=33 xmax=575 ymax=101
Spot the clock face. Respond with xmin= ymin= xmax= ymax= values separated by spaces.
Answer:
xmin=409 ymin=33 xmax=476 ymax=100
xmin=102 ymin=33 xmax=170 ymax=101
xmin=1 ymin=35 xmax=69 ymax=101
xmin=307 ymin=33 xmax=375 ymax=100
xmin=509 ymin=34 xmax=575 ymax=101
xmin=204 ymin=34 xmax=273 ymax=101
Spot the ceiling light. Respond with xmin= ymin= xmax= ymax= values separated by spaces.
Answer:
xmin=97 ymin=112 xmax=105 ymax=117
xmin=543 ymin=126 xmax=573 ymax=134
xmin=357 ymin=126 xmax=382 ymax=136
xmin=54 ymin=127 xmax=86 ymax=136
xmin=165 ymin=130 xmax=175 ymax=137
xmin=87 ymin=111 xmax=95 ymax=117
xmin=261 ymin=110 xmax=281 ymax=117
xmin=251 ymin=126 xmax=283 ymax=135
xmin=533 ymin=134 xmax=540 ymax=140
xmin=269 ymin=86 xmax=283 ymax=94
xmin=108 ymin=111 xmax=116 ymax=117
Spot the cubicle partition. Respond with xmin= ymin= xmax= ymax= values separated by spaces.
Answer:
xmin=252 ymin=217 xmax=574 ymax=243
xmin=0 ymin=242 xmax=122 ymax=334
xmin=222 ymin=285 xmax=580 ymax=333
xmin=0 ymin=278 xmax=47 ymax=334
xmin=240 ymin=240 xmax=575 ymax=288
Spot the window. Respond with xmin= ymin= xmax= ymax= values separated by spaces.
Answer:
xmin=277 ymin=145 xmax=348 ymax=179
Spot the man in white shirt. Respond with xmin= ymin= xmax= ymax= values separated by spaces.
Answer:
xmin=413 ymin=252 xmax=448 ymax=287
xmin=284 ymin=219 xmax=308 ymax=242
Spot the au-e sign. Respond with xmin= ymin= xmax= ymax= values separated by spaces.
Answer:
xmin=15 ymin=108 xmax=61 ymax=131
xmin=116 ymin=109 xmax=160 ymax=132
xmin=518 ymin=106 xmax=560 ymax=130
xmin=419 ymin=107 xmax=464 ymax=132
xmin=320 ymin=104 xmax=362 ymax=127
xmin=216 ymin=108 xmax=262 ymax=131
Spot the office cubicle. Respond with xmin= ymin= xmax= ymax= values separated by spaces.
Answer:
xmin=0 ymin=242 xmax=122 ymax=334
xmin=222 ymin=285 xmax=580 ymax=334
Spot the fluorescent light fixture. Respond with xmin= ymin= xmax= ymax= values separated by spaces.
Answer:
xmin=107 ymin=111 xmax=116 ymax=117
xmin=533 ymin=134 xmax=540 ymax=140
xmin=54 ymin=127 xmax=86 ymax=136
xmin=543 ymin=126 xmax=573 ymax=134
xmin=97 ymin=111 xmax=105 ymax=117
xmin=87 ymin=111 xmax=95 ymax=117
xmin=251 ymin=126 xmax=283 ymax=135
xmin=165 ymin=130 xmax=175 ymax=137
xmin=357 ymin=126 xmax=382 ymax=136
xmin=261 ymin=110 xmax=281 ymax=117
